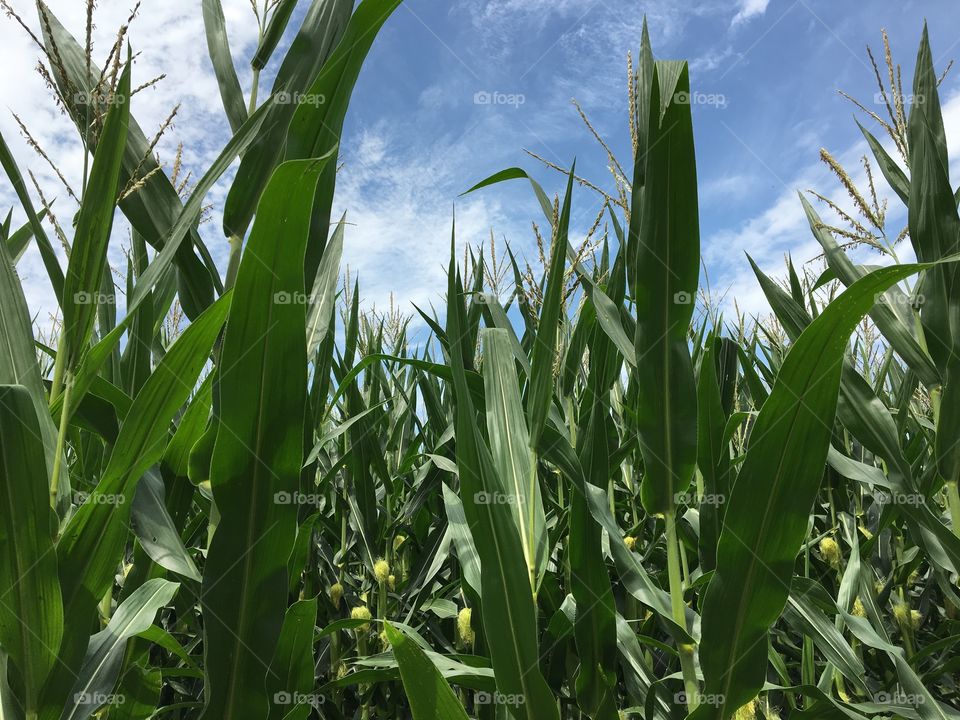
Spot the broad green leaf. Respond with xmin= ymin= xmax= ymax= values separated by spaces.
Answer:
xmin=267 ymin=599 xmax=318 ymax=720
xmin=41 ymin=294 xmax=230 ymax=716
xmin=61 ymin=579 xmax=178 ymax=720
xmin=130 ymin=469 xmax=201 ymax=582
xmin=630 ymin=61 xmax=699 ymax=516
xmin=59 ymin=60 xmax=131 ymax=372
xmin=200 ymin=158 xmax=328 ymax=719
xmin=481 ymin=328 xmax=547 ymax=589
xmin=445 ymin=230 xmax=559 ymax=720
xmin=0 ymin=386 xmax=63 ymax=716
xmin=0 ymin=234 xmax=66 ymax=504
xmin=284 ymin=0 xmax=403 ymax=285
xmin=383 ymin=622 xmax=470 ymax=720
xmin=221 ymin=0 xmax=352 ymax=239
xmin=692 ymin=262 xmax=946 ymax=720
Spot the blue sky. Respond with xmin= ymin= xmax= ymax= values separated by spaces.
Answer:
xmin=2 ymin=0 xmax=959 ymax=329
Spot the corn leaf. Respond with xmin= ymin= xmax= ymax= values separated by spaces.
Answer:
xmin=383 ymin=621 xmax=470 ymax=720
xmin=0 ymin=385 xmax=63 ymax=716
xmin=200 ymin=158 xmax=328 ymax=718
xmin=692 ymin=262 xmax=947 ymax=720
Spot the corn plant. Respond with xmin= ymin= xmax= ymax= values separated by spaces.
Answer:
xmin=0 ymin=2 xmax=959 ymax=720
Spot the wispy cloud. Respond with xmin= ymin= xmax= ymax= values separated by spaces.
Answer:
xmin=731 ymin=0 xmax=772 ymax=27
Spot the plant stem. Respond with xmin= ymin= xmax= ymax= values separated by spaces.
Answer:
xmin=666 ymin=511 xmax=699 ymax=712
xmin=49 ymin=373 xmax=73 ymax=508
xmin=224 ymin=234 xmax=244 ymax=290
xmin=48 ymin=342 xmax=66 ymax=407
xmin=249 ymin=69 xmax=260 ymax=115
xmin=947 ymin=480 xmax=960 ymax=539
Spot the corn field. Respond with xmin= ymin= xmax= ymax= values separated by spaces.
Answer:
xmin=0 ymin=1 xmax=959 ymax=719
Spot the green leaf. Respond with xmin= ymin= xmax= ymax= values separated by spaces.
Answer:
xmin=252 ymin=0 xmax=299 ymax=71
xmin=441 ymin=483 xmax=482 ymax=601
xmin=908 ymin=26 xmax=960 ymax=374
xmin=527 ymin=165 xmax=574 ymax=447
xmin=0 ymin=386 xmax=63 ymax=716
xmin=107 ymin=665 xmax=161 ymax=720
xmin=200 ymin=159 xmax=328 ymax=719
xmin=630 ymin=61 xmax=699 ymax=516
xmin=783 ymin=590 xmax=866 ymax=692
xmin=445 ymin=228 xmax=559 ymax=720
xmin=284 ymin=0 xmax=403 ymax=285
xmin=60 ymin=60 xmax=131 ymax=371
xmin=383 ymin=622 xmax=470 ymax=720
xmin=0 ymin=233 xmax=67 ymax=507
xmin=42 ymin=293 xmax=230 ymax=716
xmin=691 ymin=262 xmax=945 ymax=720
xmin=0 ymin=131 xmax=64 ymax=301
xmin=62 ymin=579 xmax=178 ymax=720
xmin=461 ymin=167 xmax=554 ymax=224
xmin=201 ymin=0 xmax=248 ymax=134
xmin=130 ymin=469 xmax=201 ymax=582
xmin=267 ymin=599 xmax=318 ymax=720
xmin=306 ymin=212 xmax=345 ymax=356
xmin=221 ymin=0 xmax=352 ymax=240
xmin=481 ymin=328 xmax=547 ymax=589
xmin=584 ymin=484 xmax=691 ymax=642
xmin=857 ymin=121 xmax=909 ymax=205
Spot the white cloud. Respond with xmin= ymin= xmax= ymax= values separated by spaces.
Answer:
xmin=731 ymin=0 xmax=772 ymax=27
xmin=330 ymin=123 xmax=518 ymax=322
